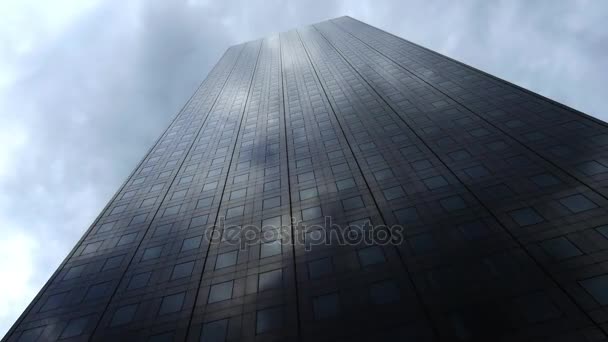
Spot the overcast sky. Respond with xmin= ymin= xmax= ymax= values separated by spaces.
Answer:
xmin=0 ymin=0 xmax=606 ymax=336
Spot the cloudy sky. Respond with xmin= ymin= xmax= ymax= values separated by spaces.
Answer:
xmin=0 ymin=0 xmax=606 ymax=336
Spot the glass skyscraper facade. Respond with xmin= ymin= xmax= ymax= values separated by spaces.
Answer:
xmin=5 ymin=16 xmax=608 ymax=341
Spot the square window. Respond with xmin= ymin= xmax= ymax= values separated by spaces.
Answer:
xmin=111 ymin=204 xmax=127 ymax=215
xmin=190 ymin=215 xmax=208 ymax=228
xmin=439 ymin=196 xmax=466 ymax=212
xmin=459 ymin=221 xmax=489 ymax=240
xmin=409 ymin=233 xmax=436 ymax=254
xmin=336 ymin=178 xmax=356 ymax=191
xmin=262 ymin=216 xmax=281 ymax=230
xmin=141 ymin=197 xmax=156 ymax=207
xmin=509 ymin=208 xmax=544 ymax=226
xmin=373 ymin=169 xmax=394 ymax=181
xmin=357 ymin=246 xmax=385 ymax=267
xmin=226 ymin=205 xmax=244 ymax=218
xmin=18 ymin=327 xmax=44 ymax=341
xmin=263 ymin=196 xmax=281 ymax=209
xmin=197 ymin=197 xmax=213 ymax=209
xmin=370 ymin=280 xmax=400 ymax=304
xmin=580 ymin=275 xmax=608 ymax=305
xmin=264 ymin=180 xmax=280 ymax=191
xmin=148 ymin=332 xmax=174 ymax=342
xmin=163 ymin=205 xmax=181 ymax=217
xmin=332 ymin=163 xmax=349 ymax=174
xmin=487 ymin=141 xmax=507 ymax=151
xmin=181 ymin=236 xmax=202 ymax=252
xmin=203 ymin=182 xmax=218 ymax=192
xmin=530 ymin=173 xmax=560 ymax=187
xmin=171 ymin=189 xmax=187 ymax=200
xmin=41 ymin=292 xmax=67 ymax=311
xmin=171 ymin=261 xmax=195 ymax=280
xmin=400 ymin=145 xmax=420 ymax=157
xmin=215 ymin=250 xmax=238 ymax=269
xmin=342 ymin=196 xmax=364 ymax=211
xmin=448 ymin=149 xmax=471 ymax=161
xmin=153 ymin=224 xmax=171 ymax=237
xmin=541 ymin=237 xmax=582 ymax=260
xmin=208 ymin=281 xmax=233 ymax=303
xmin=261 ymin=240 xmax=282 ymax=258
xmin=102 ymin=255 xmax=123 ymax=271
xmin=128 ymin=272 xmax=151 ymax=290
xmin=394 ymin=207 xmax=418 ymax=224
xmin=559 ymin=194 xmax=598 ymax=213
xmin=110 ymin=304 xmax=138 ymax=327
xmin=233 ymin=174 xmax=249 ymax=184
xmin=412 ymin=159 xmax=432 ymax=171
xmin=141 ymin=246 xmax=163 ymax=261
xmin=302 ymin=206 xmax=322 ymax=221
xmin=159 ymin=292 xmax=185 ymax=315
xmin=596 ymin=225 xmax=608 ymax=239
xmin=577 ymin=161 xmax=608 ymax=176
xmin=98 ymin=221 xmax=116 ymax=233
xmin=515 ymin=293 xmax=561 ymax=323
xmin=299 ymin=187 xmax=318 ymax=200
xmin=60 ymin=316 xmax=89 ymax=338
xmin=117 ymin=232 xmax=137 ymax=246
xmin=259 ymin=269 xmax=282 ymax=291
xmin=200 ymin=319 xmax=228 ymax=342
xmin=308 ymin=258 xmax=333 ymax=279
xmin=297 ymin=171 xmax=315 ymax=183
xmin=464 ymin=165 xmax=489 ymax=178
xmin=84 ymin=282 xmax=110 ymax=301
xmin=229 ymin=189 xmax=246 ymax=200
xmin=82 ymin=241 xmax=103 ymax=255
xmin=383 ymin=186 xmax=405 ymax=201
xmin=313 ymin=293 xmax=340 ymax=320
xmin=256 ymin=307 xmax=283 ymax=334
xmin=130 ymin=213 xmax=148 ymax=225
xmin=423 ymin=175 xmax=448 ymax=190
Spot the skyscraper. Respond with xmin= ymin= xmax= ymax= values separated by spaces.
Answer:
xmin=5 ymin=15 xmax=608 ymax=341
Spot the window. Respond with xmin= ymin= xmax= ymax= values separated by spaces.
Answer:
xmin=423 ymin=176 xmax=448 ymax=190
xmin=84 ymin=282 xmax=109 ymax=301
xmin=163 ymin=205 xmax=181 ymax=217
xmin=394 ymin=207 xmax=418 ymax=224
xmin=256 ymin=307 xmax=283 ymax=334
xmin=40 ymin=292 xmax=67 ymax=312
xmin=299 ymin=187 xmax=318 ymax=200
xmin=110 ymin=304 xmax=138 ymax=326
xmin=60 ymin=316 xmax=89 ymax=338
xmin=181 ymin=236 xmax=202 ymax=252
xmin=370 ymin=280 xmax=400 ymax=304
xmin=580 ymin=275 xmax=608 ymax=305
xmin=158 ymin=292 xmax=185 ymax=315
xmin=308 ymin=258 xmax=333 ymax=279
xmin=448 ymin=149 xmax=471 ymax=161
xmin=577 ymin=160 xmax=608 ymax=176
xmin=117 ymin=232 xmax=137 ymax=246
xmin=357 ymin=246 xmax=385 ymax=267
xmin=226 ymin=205 xmax=244 ymax=219
xmin=459 ymin=221 xmax=488 ymax=240
xmin=559 ymin=194 xmax=598 ymax=213
xmin=464 ymin=165 xmax=489 ymax=178
xmin=409 ymin=233 xmax=436 ymax=254
xmin=81 ymin=241 xmax=103 ymax=255
xmin=128 ymin=272 xmax=151 ymax=290
xmin=171 ymin=261 xmax=195 ymax=280
xmin=229 ymin=189 xmax=246 ymax=200
xmin=190 ymin=215 xmax=208 ymax=228
xmin=509 ymin=208 xmax=544 ymax=226
xmin=313 ymin=293 xmax=340 ymax=320
xmin=302 ymin=206 xmax=322 ymax=221
xmin=200 ymin=319 xmax=228 ymax=342
xmin=373 ymin=169 xmax=394 ymax=181
xmin=102 ymin=255 xmax=123 ymax=271
xmin=215 ymin=251 xmax=238 ymax=269
xmin=263 ymin=196 xmax=281 ymax=209
xmin=411 ymin=159 xmax=432 ymax=171
xmin=141 ymin=246 xmax=162 ymax=261
xmin=342 ymin=196 xmax=364 ymax=211
xmin=260 ymin=240 xmax=282 ymax=258
xmin=259 ymin=269 xmax=282 ymax=291
xmin=515 ymin=293 xmax=561 ymax=323
xmin=130 ymin=213 xmax=148 ymax=225
xmin=530 ymin=173 xmax=560 ymax=187
xmin=541 ymin=237 xmax=582 ymax=260
xmin=383 ymin=186 xmax=405 ymax=201
xmin=439 ymin=196 xmax=466 ymax=212
xmin=208 ymin=281 xmax=233 ymax=303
